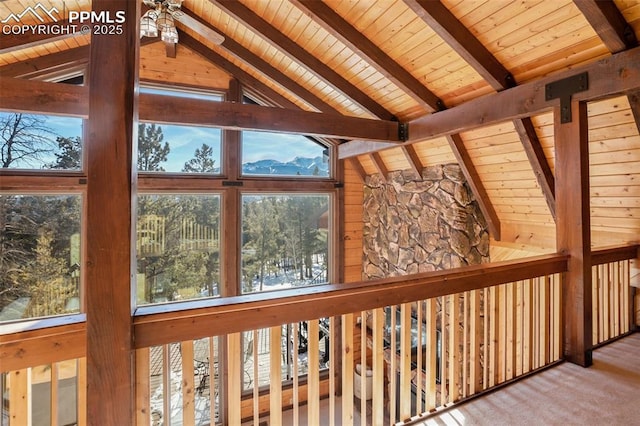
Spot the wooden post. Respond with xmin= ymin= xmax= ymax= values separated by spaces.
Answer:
xmin=554 ymin=100 xmax=593 ymax=367
xmin=85 ymin=1 xmax=138 ymax=424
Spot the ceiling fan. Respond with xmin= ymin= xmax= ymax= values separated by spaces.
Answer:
xmin=140 ymin=0 xmax=224 ymax=51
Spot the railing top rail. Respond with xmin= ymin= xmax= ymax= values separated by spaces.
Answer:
xmin=591 ymin=243 xmax=640 ymax=266
xmin=133 ymin=253 xmax=568 ymax=348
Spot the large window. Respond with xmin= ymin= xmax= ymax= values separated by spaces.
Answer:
xmin=0 ymin=112 xmax=83 ymax=170
xmin=138 ymin=123 xmax=221 ymax=174
xmin=241 ymin=194 xmax=330 ymax=294
xmin=0 ymin=195 xmax=81 ymax=322
xmin=242 ymin=131 xmax=329 ymax=177
xmin=136 ymin=194 xmax=221 ymax=305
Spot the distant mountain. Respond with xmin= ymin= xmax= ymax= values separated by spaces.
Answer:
xmin=242 ymin=156 xmax=329 ymax=176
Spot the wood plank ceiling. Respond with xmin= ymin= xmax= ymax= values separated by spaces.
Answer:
xmin=1 ymin=0 xmax=639 ymax=251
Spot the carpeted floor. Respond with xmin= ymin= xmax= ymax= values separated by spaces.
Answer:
xmin=418 ymin=332 xmax=640 ymax=426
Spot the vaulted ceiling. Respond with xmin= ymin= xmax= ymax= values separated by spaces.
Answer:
xmin=1 ymin=0 xmax=640 ymax=252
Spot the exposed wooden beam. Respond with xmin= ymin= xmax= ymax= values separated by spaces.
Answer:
xmin=179 ymin=32 xmax=300 ymax=110
xmin=554 ymin=100 xmax=593 ymax=367
xmin=403 ymin=0 xmax=514 ymax=91
xmin=369 ymin=152 xmax=389 ymax=182
xmin=346 ymin=158 xmax=367 ymax=184
xmin=416 ymin=47 xmax=640 ymax=143
xmin=338 ymin=140 xmax=402 ymax=159
xmin=0 ymin=20 xmax=81 ymax=54
xmin=0 ymin=77 xmax=88 ymax=116
xmin=513 ymin=119 xmax=556 ymax=219
xmin=0 ymin=45 xmax=89 ymax=79
xmin=573 ymin=0 xmax=638 ymax=53
xmin=446 ymin=134 xmax=501 ymax=240
xmin=578 ymin=1 xmax=640 ymax=140
xmin=164 ymin=41 xmax=177 ymax=58
xmin=211 ymin=0 xmax=396 ymax=120
xmin=180 ymin=7 xmax=339 ymax=115
xmin=140 ymin=93 xmax=402 ymax=142
xmin=293 ymin=0 xmax=443 ymax=112
xmin=400 ymin=145 xmax=423 ymax=178
xmin=0 ymin=74 xmax=399 ymax=142
xmin=629 ymin=90 xmax=640 ymax=135
xmin=85 ymin=0 xmax=138 ymax=422
xmin=401 ymin=1 xmax=549 ymax=230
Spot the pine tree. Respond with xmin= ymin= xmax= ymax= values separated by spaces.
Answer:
xmin=138 ymin=123 xmax=170 ymax=171
xmin=48 ymin=136 xmax=81 ymax=169
xmin=22 ymin=229 xmax=76 ymax=317
xmin=182 ymin=143 xmax=216 ymax=173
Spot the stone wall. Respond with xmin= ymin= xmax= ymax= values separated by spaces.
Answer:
xmin=362 ymin=164 xmax=489 ymax=279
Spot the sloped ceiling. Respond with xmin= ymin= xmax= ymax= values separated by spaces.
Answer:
xmin=1 ymin=0 xmax=640 ymax=250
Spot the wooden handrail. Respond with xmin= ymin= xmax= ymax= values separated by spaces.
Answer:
xmin=0 ymin=319 xmax=86 ymax=372
xmin=591 ymin=243 xmax=640 ymax=266
xmin=133 ymin=253 xmax=568 ymax=348
xmin=4 ymin=244 xmax=636 ymax=371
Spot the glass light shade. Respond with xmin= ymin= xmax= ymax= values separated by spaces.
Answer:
xmin=161 ymin=26 xmax=179 ymax=43
xmin=140 ymin=10 xmax=158 ymax=38
xmin=156 ymin=11 xmax=174 ymax=32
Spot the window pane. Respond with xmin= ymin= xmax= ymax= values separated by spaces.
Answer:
xmin=0 ymin=195 xmax=81 ymax=322
xmin=0 ymin=112 xmax=83 ymax=170
xmin=241 ymin=194 xmax=329 ymax=294
xmin=136 ymin=194 xmax=221 ymax=305
xmin=140 ymin=85 xmax=223 ymax=102
xmin=242 ymin=131 xmax=329 ymax=177
xmin=138 ymin=123 xmax=221 ymax=174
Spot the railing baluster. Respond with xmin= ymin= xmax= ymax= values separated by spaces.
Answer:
xmin=293 ymin=323 xmax=300 ymax=426
xmin=359 ymin=310 xmax=366 ymax=425
xmin=416 ymin=300 xmax=425 ymax=412
xmin=341 ymin=313 xmax=354 ymax=425
xmin=51 ymin=362 xmax=59 ymax=426
xmin=399 ymin=303 xmax=412 ymax=420
xmin=388 ymin=305 xmax=397 ymax=424
xmin=372 ymin=308 xmax=385 ymax=424
xmin=270 ymin=326 xmax=283 ymax=425
xmin=506 ymin=282 xmax=515 ymax=381
xmin=162 ymin=345 xmax=170 ymax=426
xmin=78 ymin=357 xmax=87 ymax=426
xmin=9 ymin=369 xmax=30 ymax=424
xmin=181 ymin=340 xmax=195 ymax=425
xmin=329 ymin=317 xmax=336 ymax=426
xmin=623 ymin=260 xmax=630 ymax=333
xmin=425 ymin=298 xmax=437 ymax=412
xmin=252 ymin=330 xmax=259 ymax=426
xmin=135 ymin=348 xmax=150 ymax=426
xmin=227 ymin=333 xmax=242 ymax=425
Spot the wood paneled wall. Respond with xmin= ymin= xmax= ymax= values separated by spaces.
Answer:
xmin=343 ymin=160 xmax=364 ymax=283
xmin=140 ymin=41 xmax=231 ymax=90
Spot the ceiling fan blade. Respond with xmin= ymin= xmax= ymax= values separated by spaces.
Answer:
xmin=171 ymin=10 xmax=225 ymax=45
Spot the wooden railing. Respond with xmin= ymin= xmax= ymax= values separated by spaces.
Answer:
xmin=1 ymin=357 xmax=86 ymax=425
xmin=1 ymin=246 xmax=637 ymax=425
xmin=133 ymin=254 xmax=568 ymax=424
xmin=591 ymin=245 xmax=638 ymax=346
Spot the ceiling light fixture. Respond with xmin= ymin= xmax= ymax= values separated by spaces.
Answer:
xmin=140 ymin=0 xmax=225 ymax=46
xmin=141 ymin=0 xmax=181 ymax=43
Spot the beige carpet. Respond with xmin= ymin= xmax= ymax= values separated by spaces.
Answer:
xmin=417 ymin=332 xmax=640 ymax=426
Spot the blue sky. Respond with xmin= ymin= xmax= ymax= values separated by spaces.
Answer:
xmin=1 ymin=112 xmax=326 ymax=170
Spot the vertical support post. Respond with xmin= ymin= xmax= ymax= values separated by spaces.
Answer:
xmin=85 ymin=1 xmax=138 ymax=424
xmin=554 ymin=100 xmax=593 ymax=367
xmin=219 ymin=78 xmax=243 ymax=424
